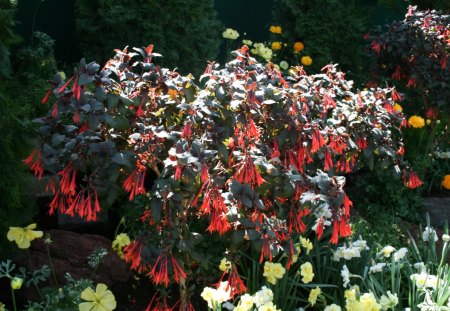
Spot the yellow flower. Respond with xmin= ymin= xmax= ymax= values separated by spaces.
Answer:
xmin=300 ymin=262 xmax=314 ymax=283
xmin=219 ymin=258 xmax=232 ymax=273
xmin=301 ymin=56 xmax=313 ymax=66
xmin=242 ymin=39 xmax=253 ymax=46
xmin=237 ymin=293 xmax=253 ymax=311
xmin=271 ymin=42 xmax=282 ymax=50
xmin=79 ymin=283 xmax=117 ymax=311
xmin=222 ymin=28 xmax=239 ymax=40
xmin=308 ymin=287 xmax=321 ymax=306
xmin=11 ymin=277 xmax=23 ymax=290
xmin=394 ymin=103 xmax=402 ymax=112
xmin=263 ymin=262 xmax=286 ymax=284
xmin=300 ymin=237 xmax=313 ymax=254
xmin=279 ymin=61 xmax=289 ymax=70
xmin=408 ymin=115 xmax=425 ymax=128
xmin=258 ymin=301 xmax=281 ymax=311
xmin=359 ymin=292 xmax=381 ymax=311
xmin=442 ymin=175 xmax=450 ymax=190
xmin=112 ymin=233 xmax=131 ymax=259
xmin=426 ymin=119 xmax=431 ymax=125
xmin=325 ymin=304 xmax=342 ymax=311
xmin=7 ymin=223 xmax=43 ymax=249
xmin=269 ymin=26 xmax=282 ymax=34
xmin=293 ymin=42 xmax=304 ymax=53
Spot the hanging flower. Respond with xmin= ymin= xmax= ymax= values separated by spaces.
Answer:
xmin=293 ymin=42 xmax=304 ymax=53
xmin=222 ymin=28 xmax=239 ymax=40
xmin=442 ymin=175 xmax=450 ymax=190
xmin=7 ymin=224 xmax=43 ymax=249
xmin=271 ymin=42 xmax=282 ymax=50
xmin=408 ymin=115 xmax=425 ymax=128
xmin=301 ymin=56 xmax=313 ymax=66
xmin=79 ymin=283 xmax=117 ymax=311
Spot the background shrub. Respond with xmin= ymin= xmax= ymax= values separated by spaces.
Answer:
xmin=75 ymin=0 xmax=223 ymax=77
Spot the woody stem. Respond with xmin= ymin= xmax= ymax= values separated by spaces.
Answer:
xmin=179 ymin=277 xmax=188 ymax=311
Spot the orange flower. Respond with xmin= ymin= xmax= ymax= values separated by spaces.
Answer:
xmin=293 ymin=42 xmax=304 ymax=53
xmin=442 ymin=175 xmax=450 ymax=190
xmin=269 ymin=25 xmax=282 ymax=34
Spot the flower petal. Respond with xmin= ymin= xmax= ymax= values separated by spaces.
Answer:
xmin=79 ymin=301 xmax=96 ymax=311
xmin=25 ymin=223 xmax=37 ymax=230
xmin=7 ymin=227 xmax=23 ymax=242
xmin=80 ymin=287 xmax=96 ymax=301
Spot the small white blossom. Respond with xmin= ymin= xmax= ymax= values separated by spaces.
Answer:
xmin=393 ymin=247 xmax=408 ymax=262
xmin=378 ymin=245 xmax=396 ymax=258
xmin=422 ymin=227 xmax=438 ymax=242
xmin=279 ymin=61 xmax=289 ymax=70
xmin=380 ymin=291 xmax=399 ymax=310
xmin=443 ymin=234 xmax=450 ymax=242
xmin=369 ymin=262 xmax=386 ymax=273
xmin=341 ymin=265 xmax=351 ymax=288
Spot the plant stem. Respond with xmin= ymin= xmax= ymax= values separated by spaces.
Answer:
xmin=11 ymin=287 xmax=17 ymax=311
xmin=179 ymin=277 xmax=188 ymax=311
xmin=46 ymin=244 xmax=58 ymax=285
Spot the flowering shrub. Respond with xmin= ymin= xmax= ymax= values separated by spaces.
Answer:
xmin=28 ymin=45 xmax=417 ymax=308
xmin=367 ymin=5 xmax=450 ymax=114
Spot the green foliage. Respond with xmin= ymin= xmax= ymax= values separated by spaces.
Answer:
xmin=350 ymin=168 xmax=424 ymax=225
xmin=272 ymin=0 xmax=369 ymax=83
xmin=0 ymin=0 xmax=20 ymax=78
xmin=74 ymin=0 xmax=222 ymax=76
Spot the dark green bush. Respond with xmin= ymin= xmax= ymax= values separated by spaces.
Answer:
xmin=0 ymin=0 xmax=20 ymax=78
xmin=75 ymin=0 xmax=222 ymax=76
xmin=272 ymin=0 xmax=369 ymax=83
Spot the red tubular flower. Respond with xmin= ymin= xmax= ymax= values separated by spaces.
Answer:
xmin=145 ymin=293 xmax=173 ymax=311
xmin=149 ymin=252 xmax=186 ymax=286
xmin=396 ymin=146 xmax=405 ymax=156
xmin=323 ymin=93 xmax=336 ymax=110
xmin=329 ymin=135 xmax=347 ymax=154
xmin=123 ymin=240 xmax=143 ymax=270
xmin=356 ymin=137 xmax=368 ymax=150
xmin=391 ymin=88 xmax=402 ymax=102
xmin=57 ymin=76 xmax=75 ymax=94
xmin=174 ymin=164 xmax=184 ymax=180
xmin=171 ymin=256 xmax=187 ymax=284
xmin=426 ymin=108 xmax=438 ymax=120
xmin=41 ymin=88 xmax=53 ymax=104
xmin=181 ymin=122 xmax=192 ymax=139
xmin=343 ymin=194 xmax=352 ymax=217
xmin=391 ymin=65 xmax=402 ymax=80
xmin=271 ymin=139 xmax=281 ymax=159
xmin=200 ymin=164 xmax=209 ymax=183
xmin=23 ymin=148 xmax=44 ymax=179
xmin=226 ymin=266 xmax=247 ymax=297
xmin=234 ymin=155 xmax=266 ymax=188
xmin=123 ymin=166 xmax=146 ymax=200
xmin=330 ymin=219 xmax=339 ymax=244
xmin=51 ymin=103 xmax=58 ymax=118
xmin=339 ymin=216 xmax=352 ymax=237
xmin=403 ymin=171 xmax=423 ymax=189
xmin=207 ymin=209 xmax=231 ymax=235
xmin=371 ymin=40 xmax=383 ymax=53
xmin=287 ymin=208 xmax=309 ymax=234
xmin=315 ymin=217 xmax=325 ymax=240
xmin=259 ymin=237 xmax=273 ymax=263
xmin=58 ymin=162 xmax=77 ymax=196
xmin=407 ymin=77 xmax=417 ymax=88
xmin=311 ymin=127 xmax=325 ymax=153
xmin=324 ymin=148 xmax=333 ymax=171
xmin=441 ymin=55 xmax=447 ymax=69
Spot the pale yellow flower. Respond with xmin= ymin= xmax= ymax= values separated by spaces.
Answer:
xmin=279 ymin=61 xmax=289 ymax=70
xmin=222 ymin=28 xmax=239 ymax=40
xmin=242 ymin=39 xmax=253 ymax=46
xmin=237 ymin=293 xmax=253 ymax=311
xmin=219 ymin=258 xmax=232 ymax=273
xmin=11 ymin=277 xmax=23 ymax=290
xmin=359 ymin=292 xmax=381 ymax=310
xmin=263 ymin=262 xmax=286 ymax=284
xmin=325 ymin=304 xmax=342 ymax=311
xmin=7 ymin=223 xmax=43 ymax=249
xmin=259 ymin=301 xmax=281 ymax=311
xmin=300 ymin=237 xmax=313 ymax=254
xmin=308 ymin=287 xmax=321 ymax=306
xmin=79 ymin=283 xmax=117 ymax=311
xmin=300 ymin=262 xmax=314 ymax=283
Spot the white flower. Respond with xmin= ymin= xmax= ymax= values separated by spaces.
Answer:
xmin=351 ymin=239 xmax=369 ymax=251
xmin=222 ymin=28 xmax=239 ymax=40
xmin=411 ymin=272 xmax=440 ymax=289
xmin=380 ymin=291 xmax=399 ymax=310
xmin=254 ymin=286 xmax=274 ymax=307
xmin=222 ymin=301 xmax=235 ymax=310
xmin=341 ymin=265 xmax=351 ymax=288
xmin=393 ymin=247 xmax=408 ymax=262
xmin=443 ymin=234 xmax=450 ymax=242
xmin=369 ymin=262 xmax=386 ymax=273
xmin=379 ymin=245 xmax=396 ymax=258
xmin=414 ymin=262 xmax=426 ymax=272
xmin=279 ymin=61 xmax=289 ymax=70
xmin=422 ymin=227 xmax=438 ymax=242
